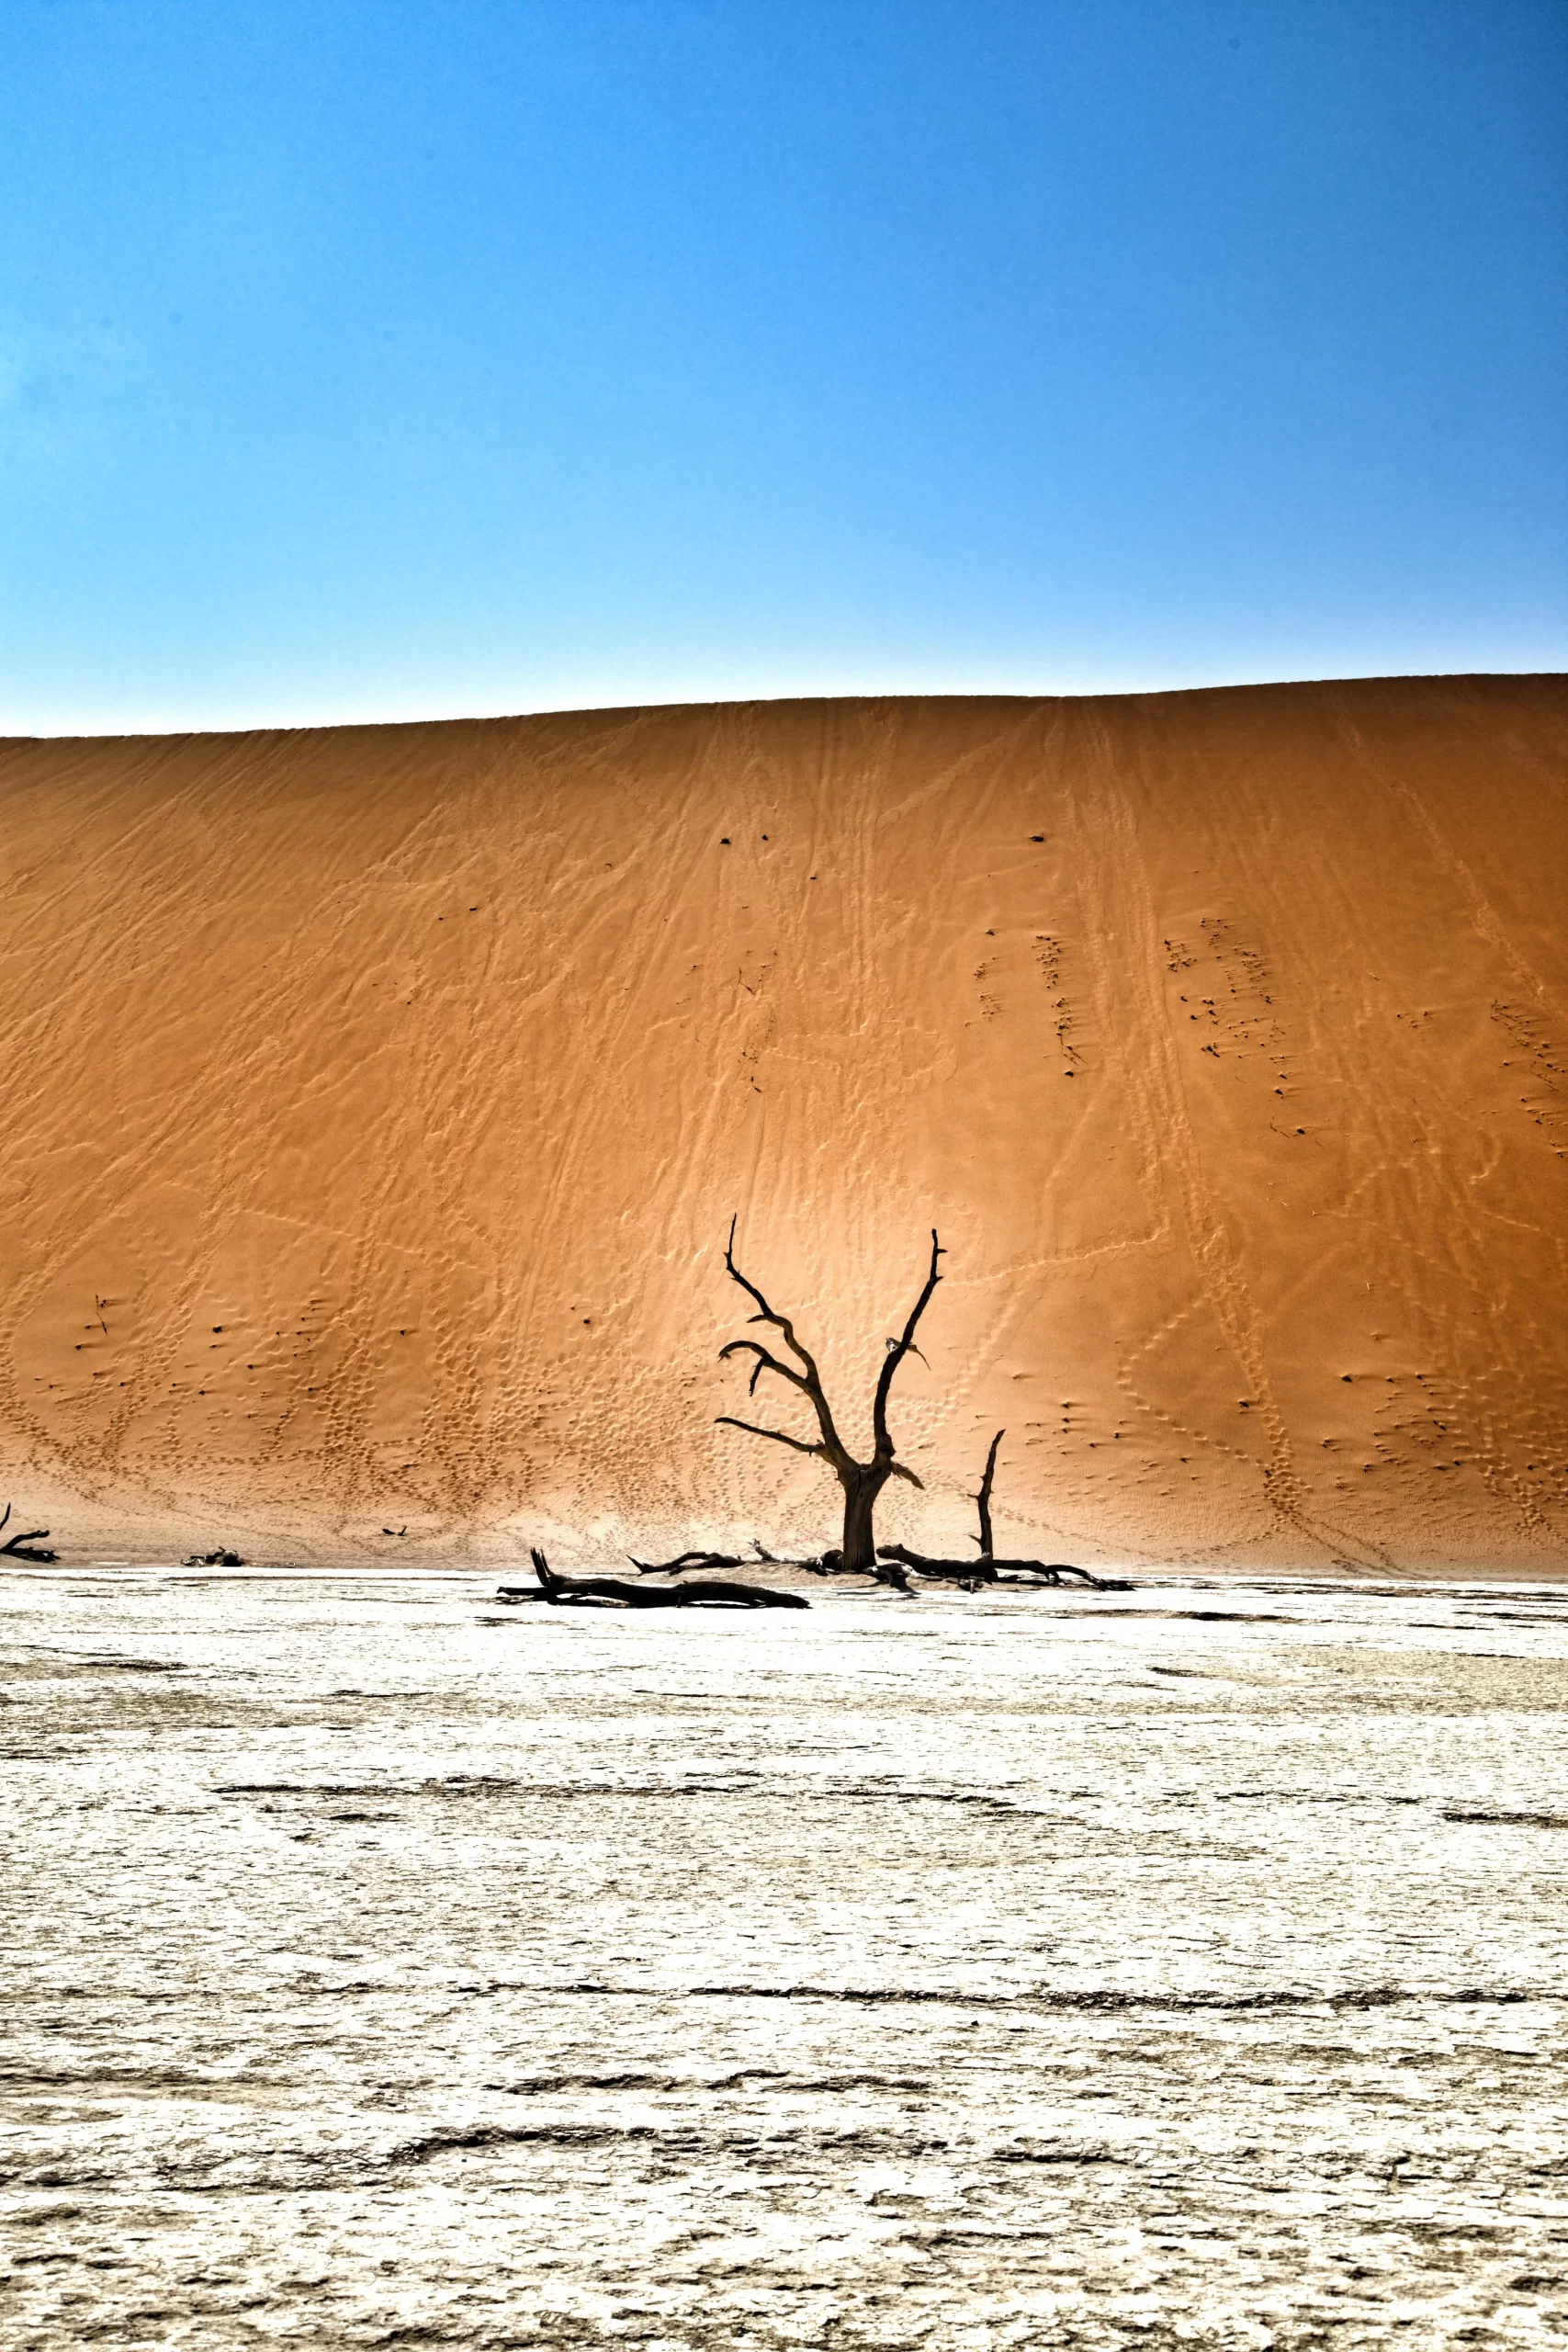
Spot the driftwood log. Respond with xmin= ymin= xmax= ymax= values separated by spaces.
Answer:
xmin=501 ymin=1548 xmax=808 ymax=1611
xmin=876 ymin=1543 xmax=1130 ymax=1591
xmin=0 ymin=1503 xmax=56 ymax=1564
xmin=626 ymin=1549 xmax=750 ymax=1575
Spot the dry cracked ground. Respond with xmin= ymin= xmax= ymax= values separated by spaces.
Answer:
xmin=4 ymin=1567 xmax=1568 ymax=2349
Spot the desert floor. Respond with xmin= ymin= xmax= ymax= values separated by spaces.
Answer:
xmin=5 ymin=1566 xmax=1567 ymax=2347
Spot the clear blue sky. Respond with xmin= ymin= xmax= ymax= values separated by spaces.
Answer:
xmin=3 ymin=0 xmax=1563 ymax=733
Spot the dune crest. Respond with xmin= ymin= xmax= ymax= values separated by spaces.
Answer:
xmin=1 ymin=676 xmax=1564 ymax=1571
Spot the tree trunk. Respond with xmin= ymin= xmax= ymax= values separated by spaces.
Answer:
xmin=839 ymin=1465 xmax=887 ymax=1573
xmin=975 ymin=1429 xmax=1003 ymax=1558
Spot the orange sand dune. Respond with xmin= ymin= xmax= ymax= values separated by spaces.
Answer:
xmin=1 ymin=677 xmax=1564 ymax=1573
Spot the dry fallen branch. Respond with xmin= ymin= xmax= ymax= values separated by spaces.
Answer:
xmin=0 ymin=1502 xmax=56 ymax=1563
xmin=876 ymin=1543 xmax=1129 ymax=1591
xmin=626 ymin=1549 xmax=749 ymax=1576
xmin=501 ymin=1548 xmax=808 ymax=1611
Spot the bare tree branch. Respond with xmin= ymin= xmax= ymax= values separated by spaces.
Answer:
xmin=887 ymin=1459 xmax=925 ymax=1489
xmin=722 ymin=1216 xmax=817 ymax=1374
xmin=723 ymin=1216 xmax=846 ymax=1459
xmin=871 ymin=1229 xmax=943 ymax=1461
xmin=714 ymin=1414 xmax=824 ymax=1458
xmin=973 ymin=1428 xmax=1004 ymax=1555
xmin=717 ymin=1338 xmax=812 ymax=1399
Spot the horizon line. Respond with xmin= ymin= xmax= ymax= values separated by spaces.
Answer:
xmin=6 ymin=664 xmax=1564 ymax=746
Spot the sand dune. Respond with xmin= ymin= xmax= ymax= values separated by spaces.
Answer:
xmin=0 ymin=675 xmax=1563 ymax=1571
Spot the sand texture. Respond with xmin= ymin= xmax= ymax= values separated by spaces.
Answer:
xmin=0 ymin=675 xmax=1563 ymax=1571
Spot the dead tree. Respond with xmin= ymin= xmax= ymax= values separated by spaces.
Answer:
xmin=0 ymin=1503 xmax=57 ymax=1564
xmin=973 ymin=1428 xmax=1004 ymax=1555
xmin=716 ymin=1217 xmax=943 ymax=1575
xmin=503 ymin=1548 xmax=807 ymax=1610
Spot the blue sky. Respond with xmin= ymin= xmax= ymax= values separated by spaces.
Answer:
xmin=2 ymin=0 xmax=1563 ymax=733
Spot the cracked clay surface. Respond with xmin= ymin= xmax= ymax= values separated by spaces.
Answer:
xmin=5 ymin=1566 xmax=1568 ymax=2346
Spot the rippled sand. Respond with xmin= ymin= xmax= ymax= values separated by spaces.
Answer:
xmin=6 ymin=1567 xmax=1568 ymax=2346
xmin=6 ymin=679 xmax=1568 ymax=1575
